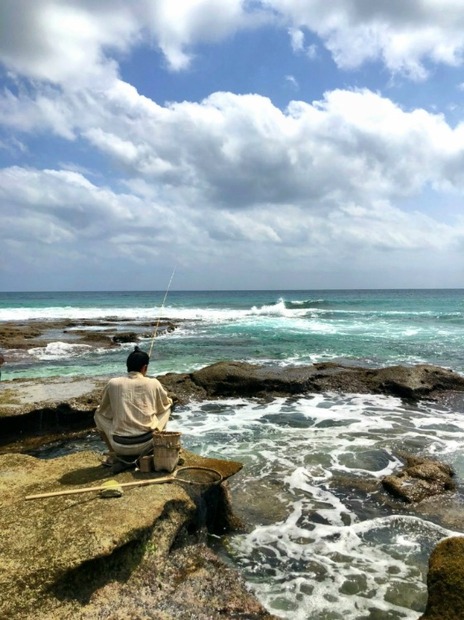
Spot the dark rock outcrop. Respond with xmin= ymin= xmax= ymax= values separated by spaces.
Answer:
xmin=382 ymin=455 xmax=456 ymax=503
xmin=420 ymin=536 xmax=464 ymax=619
xmin=161 ymin=361 xmax=464 ymax=402
xmin=0 ymin=377 xmax=106 ymax=447
xmin=112 ymin=331 xmax=139 ymax=343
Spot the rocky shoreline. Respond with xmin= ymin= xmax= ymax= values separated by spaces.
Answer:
xmin=2 ymin=359 xmax=464 ymax=617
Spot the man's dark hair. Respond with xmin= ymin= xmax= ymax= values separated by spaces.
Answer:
xmin=126 ymin=346 xmax=149 ymax=372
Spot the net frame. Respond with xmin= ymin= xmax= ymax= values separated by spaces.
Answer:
xmin=172 ymin=466 xmax=223 ymax=486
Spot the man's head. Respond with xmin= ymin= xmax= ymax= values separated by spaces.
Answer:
xmin=126 ymin=346 xmax=149 ymax=374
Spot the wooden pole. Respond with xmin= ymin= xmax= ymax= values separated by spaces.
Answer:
xmin=25 ymin=475 xmax=175 ymax=500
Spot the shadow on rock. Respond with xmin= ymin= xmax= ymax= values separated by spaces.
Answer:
xmin=60 ymin=465 xmax=113 ymax=486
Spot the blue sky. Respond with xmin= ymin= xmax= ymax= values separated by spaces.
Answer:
xmin=1 ymin=0 xmax=464 ymax=291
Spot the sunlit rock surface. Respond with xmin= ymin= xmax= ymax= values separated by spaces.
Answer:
xmin=382 ymin=454 xmax=456 ymax=503
xmin=420 ymin=536 xmax=464 ymax=620
xmin=0 ymin=450 xmax=277 ymax=620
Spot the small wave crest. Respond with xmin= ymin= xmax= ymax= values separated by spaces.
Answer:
xmin=285 ymin=298 xmax=328 ymax=310
xmin=250 ymin=297 xmax=318 ymax=317
xmin=250 ymin=298 xmax=290 ymax=316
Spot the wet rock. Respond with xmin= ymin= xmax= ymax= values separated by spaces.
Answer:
xmin=420 ymin=536 xmax=464 ymax=620
xmin=75 ymin=540 xmax=278 ymax=620
xmin=160 ymin=361 xmax=464 ymax=402
xmin=112 ymin=331 xmax=139 ymax=343
xmin=0 ymin=449 xmax=250 ymax=619
xmin=0 ymin=318 xmax=181 ymax=355
xmin=0 ymin=377 xmax=105 ymax=415
xmin=190 ymin=361 xmax=313 ymax=397
xmin=67 ymin=330 xmax=115 ymax=347
xmin=2 ymin=362 xmax=464 ymax=446
xmin=382 ymin=455 xmax=455 ymax=503
xmin=0 ymin=322 xmax=47 ymax=349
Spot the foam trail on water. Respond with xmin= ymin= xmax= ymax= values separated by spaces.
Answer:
xmin=169 ymin=393 xmax=464 ymax=619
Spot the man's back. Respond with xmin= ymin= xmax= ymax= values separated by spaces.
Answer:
xmin=98 ymin=371 xmax=172 ymax=436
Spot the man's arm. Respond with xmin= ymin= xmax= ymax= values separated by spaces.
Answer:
xmin=153 ymin=382 xmax=173 ymax=415
xmin=149 ymin=380 xmax=173 ymax=431
xmin=95 ymin=382 xmax=114 ymax=420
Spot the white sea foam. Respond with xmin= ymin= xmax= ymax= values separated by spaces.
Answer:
xmin=250 ymin=298 xmax=307 ymax=318
xmin=169 ymin=393 xmax=464 ymax=619
xmin=28 ymin=341 xmax=92 ymax=360
xmin=0 ymin=299 xmax=328 ymax=323
xmin=0 ymin=304 xmax=287 ymax=323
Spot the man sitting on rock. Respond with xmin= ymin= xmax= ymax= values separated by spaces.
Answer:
xmin=95 ymin=346 xmax=173 ymax=471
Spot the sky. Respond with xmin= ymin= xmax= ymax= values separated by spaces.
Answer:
xmin=1 ymin=1 xmax=464 ymax=291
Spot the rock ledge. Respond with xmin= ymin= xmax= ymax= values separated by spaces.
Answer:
xmin=0 ymin=449 xmax=276 ymax=619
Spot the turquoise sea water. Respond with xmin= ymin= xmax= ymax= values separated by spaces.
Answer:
xmin=1 ymin=289 xmax=464 ymax=379
xmin=2 ymin=289 xmax=464 ymax=619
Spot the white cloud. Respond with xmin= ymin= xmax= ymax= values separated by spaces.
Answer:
xmin=2 ymin=1 xmax=464 ymax=288
xmin=144 ymin=0 xmax=268 ymax=71
xmin=0 ymin=0 xmax=267 ymax=84
xmin=0 ymin=0 xmax=139 ymax=87
xmin=2 ymin=0 xmax=464 ymax=87
xmin=2 ymin=79 xmax=464 ymax=213
xmin=285 ymin=75 xmax=299 ymax=90
xmin=265 ymin=0 xmax=464 ymax=78
xmin=288 ymin=27 xmax=305 ymax=53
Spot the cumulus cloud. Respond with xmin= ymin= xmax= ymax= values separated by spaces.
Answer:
xmin=0 ymin=0 xmax=267 ymax=84
xmin=3 ymin=81 xmax=464 ymax=210
xmin=265 ymin=0 xmax=464 ymax=78
xmin=1 ymin=159 xmax=463 ymax=290
xmin=0 ymin=0 xmax=140 ymax=87
xmin=2 ymin=1 xmax=464 ymax=288
xmin=145 ymin=0 xmax=268 ymax=71
xmin=2 ymin=0 xmax=464 ymax=86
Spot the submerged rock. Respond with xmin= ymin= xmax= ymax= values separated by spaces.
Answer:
xmin=420 ymin=536 xmax=464 ymax=619
xmin=0 ymin=449 xmax=273 ymax=620
xmin=382 ymin=455 xmax=456 ymax=503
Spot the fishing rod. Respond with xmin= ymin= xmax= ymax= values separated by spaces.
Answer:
xmin=148 ymin=267 xmax=176 ymax=359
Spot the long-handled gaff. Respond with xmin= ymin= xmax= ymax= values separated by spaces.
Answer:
xmin=148 ymin=268 xmax=176 ymax=359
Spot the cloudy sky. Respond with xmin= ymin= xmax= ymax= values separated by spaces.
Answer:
xmin=1 ymin=0 xmax=464 ymax=291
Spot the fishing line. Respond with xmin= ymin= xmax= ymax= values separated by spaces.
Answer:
xmin=148 ymin=267 xmax=176 ymax=359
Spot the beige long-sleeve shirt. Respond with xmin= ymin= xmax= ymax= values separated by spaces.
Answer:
xmin=96 ymin=371 xmax=173 ymax=436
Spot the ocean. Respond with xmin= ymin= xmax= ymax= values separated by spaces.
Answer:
xmin=2 ymin=288 xmax=464 ymax=619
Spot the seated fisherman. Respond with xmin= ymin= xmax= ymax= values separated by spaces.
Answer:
xmin=95 ymin=346 xmax=173 ymax=465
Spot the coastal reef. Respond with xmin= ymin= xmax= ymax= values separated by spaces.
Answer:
xmin=164 ymin=360 xmax=464 ymax=401
xmin=0 ymin=317 xmax=179 ymax=350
